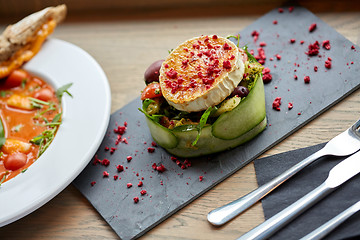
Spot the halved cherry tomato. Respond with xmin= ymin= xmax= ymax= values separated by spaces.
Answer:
xmin=5 ymin=70 xmax=28 ymax=88
xmin=33 ymin=88 xmax=54 ymax=101
xmin=141 ymin=82 xmax=162 ymax=100
xmin=4 ymin=152 xmax=27 ymax=171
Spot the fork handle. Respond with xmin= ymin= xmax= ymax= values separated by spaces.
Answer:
xmin=237 ymin=182 xmax=334 ymax=240
xmin=207 ymin=150 xmax=325 ymax=226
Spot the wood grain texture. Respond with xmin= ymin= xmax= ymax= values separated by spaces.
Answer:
xmin=0 ymin=8 xmax=359 ymax=240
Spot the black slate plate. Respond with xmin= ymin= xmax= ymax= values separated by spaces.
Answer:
xmin=73 ymin=6 xmax=360 ymax=240
xmin=254 ymin=143 xmax=360 ymax=240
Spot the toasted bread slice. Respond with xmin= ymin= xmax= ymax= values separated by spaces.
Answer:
xmin=0 ymin=4 xmax=67 ymax=78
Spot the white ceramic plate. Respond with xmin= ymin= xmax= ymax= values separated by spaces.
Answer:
xmin=0 ymin=38 xmax=111 ymax=227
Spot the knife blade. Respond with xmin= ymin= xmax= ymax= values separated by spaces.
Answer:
xmin=237 ymin=150 xmax=360 ymax=240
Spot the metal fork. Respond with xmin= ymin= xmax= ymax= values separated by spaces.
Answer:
xmin=207 ymin=118 xmax=360 ymax=226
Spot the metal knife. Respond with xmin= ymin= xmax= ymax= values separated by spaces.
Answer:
xmin=237 ymin=150 xmax=360 ymax=240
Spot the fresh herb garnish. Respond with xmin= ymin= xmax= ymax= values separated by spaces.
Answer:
xmin=192 ymin=106 xmax=213 ymax=146
xmin=0 ymin=171 xmax=9 ymax=187
xmin=29 ymin=97 xmax=51 ymax=108
xmin=21 ymin=78 xmax=27 ymax=88
xmin=11 ymin=124 xmax=24 ymax=132
xmin=242 ymin=45 xmax=258 ymax=63
xmin=0 ymin=117 xmax=5 ymax=148
xmin=56 ymin=83 xmax=73 ymax=102
xmin=227 ymin=34 xmax=241 ymax=47
xmin=168 ymin=49 xmax=173 ymax=54
xmin=21 ymin=168 xmax=28 ymax=173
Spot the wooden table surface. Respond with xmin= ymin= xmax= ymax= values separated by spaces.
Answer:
xmin=0 ymin=7 xmax=360 ymax=240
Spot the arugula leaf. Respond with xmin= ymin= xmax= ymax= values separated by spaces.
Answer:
xmin=29 ymin=97 xmax=50 ymax=108
xmin=192 ymin=106 xmax=213 ymax=146
xmin=56 ymin=83 xmax=73 ymax=101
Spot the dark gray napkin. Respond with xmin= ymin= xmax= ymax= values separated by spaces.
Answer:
xmin=254 ymin=143 xmax=360 ymax=240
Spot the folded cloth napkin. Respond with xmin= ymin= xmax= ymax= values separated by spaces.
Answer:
xmin=254 ymin=143 xmax=360 ymax=240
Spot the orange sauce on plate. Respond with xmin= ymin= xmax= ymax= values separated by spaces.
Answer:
xmin=0 ymin=69 xmax=61 ymax=184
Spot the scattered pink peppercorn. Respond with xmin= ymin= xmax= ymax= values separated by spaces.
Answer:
xmin=138 ymin=181 xmax=143 ymax=187
xmin=275 ymin=54 xmax=281 ymax=60
xmin=116 ymin=164 xmax=124 ymax=172
xmin=309 ymin=23 xmax=317 ymax=32
xmin=288 ymin=6 xmax=294 ymax=12
xmin=114 ymin=175 xmax=118 ymax=180
xmin=273 ymin=20 xmax=278 ymax=24
xmin=272 ymin=97 xmax=282 ymax=111
xmin=223 ymin=60 xmax=232 ymax=69
xmin=127 ymin=183 xmax=133 ymax=188
xmin=151 ymin=141 xmax=157 ymax=147
xmin=102 ymin=158 xmax=110 ymax=166
xmin=91 ymin=181 xmax=96 ymax=186
xmin=199 ymin=176 xmax=204 ymax=182
xmin=103 ymin=171 xmax=109 ymax=177
xmin=140 ymin=190 xmax=147 ymax=195
xmin=288 ymin=102 xmax=293 ymax=110
xmin=304 ymin=76 xmax=310 ymax=83
xmin=133 ymin=197 xmax=139 ymax=203
xmin=306 ymin=41 xmax=320 ymax=56
xmin=278 ymin=8 xmax=284 ymax=13
xmin=294 ymin=75 xmax=298 ymax=80
xmin=262 ymin=67 xmax=272 ymax=84
xmin=351 ymin=45 xmax=355 ymax=50
xmin=290 ymin=39 xmax=296 ymax=43
xmin=314 ymin=66 xmax=318 ymax=72
xmin=126 ymin=156 xmax=133 ymax=162
xmin=322 ymin=40 xmax=331 ymax=50
xmin=300 ymin=40 xmax=304 ymax=44
xmin=156 ymin=164 xmax=166 ymax=173
xmin=148 ymin=147 xmax=155 ymax=153
xmin=259 ymin=42 xmax=267 ymax=47
xmin=325 ymin=60 xmax=332 ymax=69
xmin=104 ymin=146 xmax=109 ymax=151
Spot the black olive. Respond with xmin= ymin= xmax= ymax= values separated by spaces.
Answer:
xmin=230 ymin=86 xmax=249 ymax=98
xmin=144 ymin=60 xmax=164 ymax=84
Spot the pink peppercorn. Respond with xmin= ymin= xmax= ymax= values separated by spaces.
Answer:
xmin=127 ymin=183 xmax=133 ymax=188
xmin=116 ymin=165 xmax=124 ymax=172
xmin=138 ymin=181 xmax=143 ymax=187
xmin=290 ymin=39 xmax=296 ymax=43
xmin=103 ymin=171 xmax=109 ymax=177
xmin=304 ymin=76 xmax=310 ymax=83
xmin=309 ymin=23 xmax=317 ymax=32
xmin=140 ymin=190 xmax=147 ymax=195
xmin=126 ymin=156 xmax=132 ymax=162
xmin=91 ymin=181 xmax=96 ymax=186
xmin=133 ymin=197 xmax=139 ymax=203
xmin=148 ymin=147 xmax=155 ymax=153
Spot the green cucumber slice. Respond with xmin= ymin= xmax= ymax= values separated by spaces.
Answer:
xmin=145 ymin=116 xmax=178 ymax=149
xmin=212 ymin=75 xmax=266 ymax=140
xmin=166 ymin=117 xmax=267 ymax=158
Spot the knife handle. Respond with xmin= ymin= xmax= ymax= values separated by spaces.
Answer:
xmin=237 ymin=182 xmax=334 ymax=240
xmin=300 ymin=201 xmax=360 ymax=240
xmin=207 ymin=150 xmax=324 ymax=226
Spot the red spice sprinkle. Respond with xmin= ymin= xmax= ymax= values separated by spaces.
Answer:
xmin=309 ymin=23 xmax=317 ymax=32
xmin=275 ymin=54 xmax=281 ymax=60
xmin=170 ymin=156 xmax=177 ymax=161
xmin=164 ymin=63 xmax=169 ymax=68
xmin=140 ymin=190 xmax=147 ymax=195
xmin=181 ymin=164 xmax=187 ymax=169
xmin=322 ymin=40 xmax=331 ymax=50
xmin=156 ymin=164 xmax=166 ymax=173
xmin=294 ymin=75 xmax=298 ymax=80
xmin=104 ymin=146 xmax=109 ymax=151
xmin=278 ymin=8 xmax=284 ymax=13
xmin=288 ymin=102 xmax=293 ymax=110
xmin=288 ymin=6 xmax=294 ymax=12
xmin=328 ymin=57 xmax=332 ymax=61
xmin=133 ymin=197 xmax=139 ymax=203
xmin=102 ymin=158 xmax=110 ymax=166
xmin=306 ymin=41 xmax=320 ymax=56
xmin=304 ymin=76 xmax=310 ymax=83
xmin=103 ymin=171 xmax=109 ymax=177
xmin=124 ymin=121 xmax=127 ymax=127
xmin=151 ymin=141 xmax=157 ymax=147
xmin=325 ymin=60 xmax=332 ymax=69
xmin=199 ymin=176 xmax=204 ymax=182
xmin=223 ymin=43 xmax=232 ymax=50
xmin=351 ymin=62 xmax=354 ymax=64
xmin=262 ymin=67 xmax=272 ymax=84
xmin=259 ymin=42 xmax=267 ymax=47
xmin=152 ymin=163 xmax=157 ymax=170
xmin=300 ymin=40 xmax=304 ymax=44
xmin=114 ymin=175 xmax=118 ymax=180
xmin=272 ymin=97 xmax=282 ymax=111
xmin=251 ymin=31 xmax=259 ymax=42
xmin=351 ymin=45 xmax=355 ymax=50
xmin=184 ymin=159 xmax=191 ymax=167
xmin=138 ymin=181 xmax=143 ymax=187
xmin=110 ymin=147 xmax=117 ymax=154
xmin=314 ymin=66 xmax=318 ymax=72
xmin=273 ymin=20 xmax=278 ymax=25
xmin=126 ymin=156 xmax=133 ymax=162
xmin=127 ymin=183 xmax=133 ymax=188
xmin=116 ymin=164 xmax=124 ymax=172
xmin=298 ymin=112 xmax=302 ymax=115
xmin=176 ymin=160 xmax=181 ymax=166
xmin=148 ymin=147 xmax=155 ymax=153
xmin=93 ymin=155 xmax=101 ymax=165
xmin=290 ymin=39 xmax=296 ymax=43
xmin=91 ymin=181 xmax=96 ymax=186
xmin=269 ymin=57 xmax=274 ymax=61
xmin=114 ymin=125 xmax=126 ymax=135
xmin=223 ymin=60 xmax=232 ymax=70
xmin=165 ymin=69 xmax=178 ymax=79
xmin=212 ymin=35 xmax=218 ymax=39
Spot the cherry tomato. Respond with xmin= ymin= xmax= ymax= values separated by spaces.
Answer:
xmin=33 ymin=88 xmax=54 ymax=101
xmin=5 ymin=70 xmax=28 ymax=88
xmin=4 ymin=152 xmax=27 ymax=171
xmin=141 ymin=82 xmax=162 ymax=100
